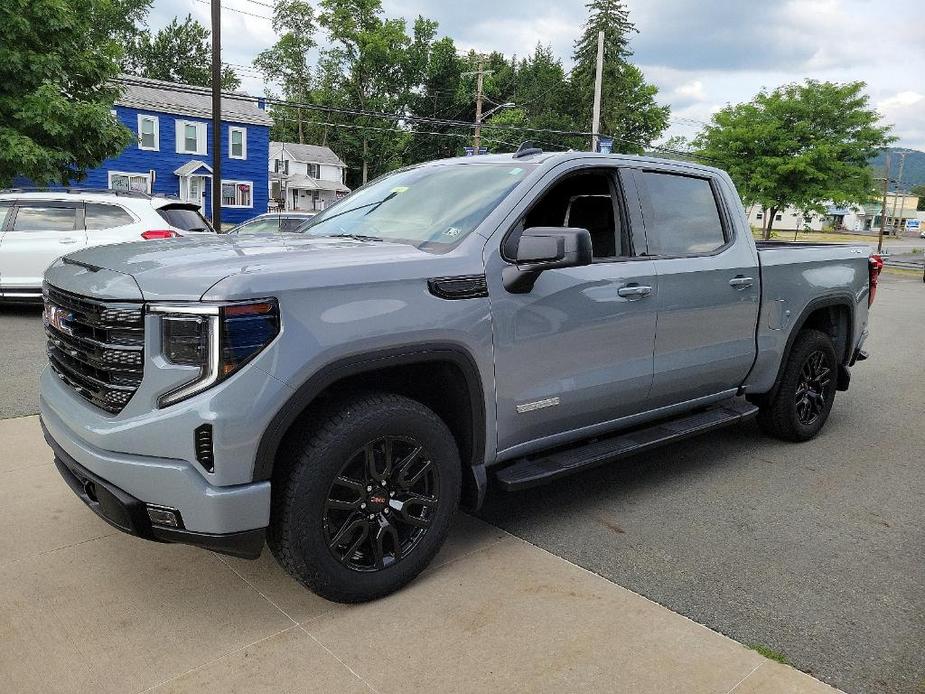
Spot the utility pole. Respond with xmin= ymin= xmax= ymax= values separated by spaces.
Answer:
xmin=591 ymin=30 xmax=604 ymax=152
xmin=473 ymin=57 xmax=485 ymax=151
xmin=210 ymin=0 xmax=222 ymax=231
xmin=877 ymin=152 xmax=891 ymax=253
xmin=888 ymin=150 xmax=908 ymax=237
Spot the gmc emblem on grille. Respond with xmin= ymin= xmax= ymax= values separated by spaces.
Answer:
xmin=43 ymin=304 xmax=75 ymax=336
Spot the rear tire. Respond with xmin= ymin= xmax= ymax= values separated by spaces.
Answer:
xmin=757 ymin=329 xmax=838 ymax=442
xmin=268 ymin=392 xmax=461 ymax=603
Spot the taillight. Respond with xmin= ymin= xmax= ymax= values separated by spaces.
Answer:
xmin=141 ymin=230 xmax=179 ymax=240
xmin=868 ymin=254 xmax=883 ymax=307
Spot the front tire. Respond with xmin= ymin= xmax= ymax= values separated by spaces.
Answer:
xmin=757 ymin=329 xmax=838 ymax=442
xmin=268 ymin=392 xmax=461 ymax=603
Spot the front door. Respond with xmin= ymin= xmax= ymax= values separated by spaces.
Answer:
xmin=187 ymin=176 xmax=206 ymax=209
xmin=634 ymin=168 xmax=760 ymax=407
xmin=487 ymin=166 xmax=658 ymax=457
xmin=0 ymin=201 xmax=86 ymax=292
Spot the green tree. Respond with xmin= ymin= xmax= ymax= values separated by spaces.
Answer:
xmin=910 ymin=184 xmax=925 ymax=211
xmin=571 ymin=0 xmax=669 ymax=152
xmin=0 ymin=0 xmax=133 ymax=186
xmin=125 ymin=15 xmax=240 ymax=90
xmin=317 ymin=0 xmax=431 ymax=185
xmin=254 ymin=0 xmax=316 ymax=144
xmin=695 ymin=80 xmax=895 ymax=240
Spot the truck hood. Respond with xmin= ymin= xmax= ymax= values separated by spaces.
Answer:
xmin=56 ymin=234 xmax=437 ymax=301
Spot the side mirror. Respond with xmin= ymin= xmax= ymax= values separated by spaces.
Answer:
xmin=503 ymin=226 xmax=593 ymax=293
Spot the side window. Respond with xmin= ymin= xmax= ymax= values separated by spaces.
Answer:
xmin=11 ymin=206 xmax=77 ymax=232
xmin=0 ymin=202 xmax=12 ymax=229
xmin=641 ymin=172 xmax=726 ymax=256
xmin=85 ymin=203 xmax=135 ymax=230
xmin=507 ymin=170 xmax=625 ymax=260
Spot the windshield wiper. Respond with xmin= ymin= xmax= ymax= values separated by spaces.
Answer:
xmin=309 ymin=191 xmax=398 ymax=227
xmin=327 ymin=233 xmax=385 ymax=242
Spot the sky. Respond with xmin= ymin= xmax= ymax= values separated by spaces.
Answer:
xmin=147 ymin=0 xmax=925 ymax=150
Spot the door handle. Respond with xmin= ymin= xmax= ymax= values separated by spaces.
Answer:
xmin=617 ymin=284 xmax=653 ymax=299
xmin=729 ymin=276 xmax=754 ymax=289
xmin=59 ymin=239 xmax=81 ymax=245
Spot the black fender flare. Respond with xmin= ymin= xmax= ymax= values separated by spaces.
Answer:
xmin=253 ymin=343 xmax=488 ymax=507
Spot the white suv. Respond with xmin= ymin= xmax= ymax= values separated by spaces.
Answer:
xmin=0 ymin=188 xmax=214 ymax=299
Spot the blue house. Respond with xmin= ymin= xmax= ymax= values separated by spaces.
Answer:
xmin=87 ymin=76 xmax=272 ymax=226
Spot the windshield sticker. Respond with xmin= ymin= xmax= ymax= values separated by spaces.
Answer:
xmin=390 ymin=186 xmax=409 ymax=193
xmin=508 ymin=167 xmax=523 ymax=175
xmin=444 ymin=227 xmax=461 ymax=237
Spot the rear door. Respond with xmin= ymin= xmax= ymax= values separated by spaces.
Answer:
xmin=634 ymin=167 xmax=760 ymax=407
xmin=0 ymin=201 xmax=86 ymax=292
xmin=84 ymin=202 xmax=141 ymax=248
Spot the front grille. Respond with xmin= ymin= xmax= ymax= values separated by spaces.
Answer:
xmin=44 ymin=284 xmax=145 ymax=414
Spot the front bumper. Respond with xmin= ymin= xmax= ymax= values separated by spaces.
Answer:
xmin=44 ymin=422 xmax=265 ymax=559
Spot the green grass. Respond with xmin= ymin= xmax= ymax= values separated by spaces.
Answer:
xmin=748 ymin=644 xmax=790 ymax=665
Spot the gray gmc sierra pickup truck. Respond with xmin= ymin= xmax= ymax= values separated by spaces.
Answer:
xmin=39 ymin=150 xmax=882 ymax=602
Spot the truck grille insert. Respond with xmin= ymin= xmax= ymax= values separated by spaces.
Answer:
xmin=44 ymin=284 xmax=145 ymax=414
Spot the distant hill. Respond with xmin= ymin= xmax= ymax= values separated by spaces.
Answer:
xmin=869 ymin=148 xmax=925 ymax=188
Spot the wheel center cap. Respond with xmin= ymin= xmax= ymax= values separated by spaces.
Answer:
xmin=367 ymin=489 xmax=389 ymax=511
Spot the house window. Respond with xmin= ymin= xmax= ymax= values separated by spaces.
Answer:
xmin=275 ymin=159 xmax=289 ymax=174
xmin=221 ymin=180 xmax=253 ymax=208
xmin=775 ymin=213 xmax=783 ymax=221
xmin=109 ymin=171 xmax=151 ymax=193
xmin=307 ymin=163 xmax=320 ymax=178
xmin=755 ymin=212 xmax=763 ymax=220
xmin=176 ymin=120 xmax=207 ymax=155
xmin=229 ymin=127 xmax=247 ymax=159
xmin=137 ymin=115 xmax=159 ymax=151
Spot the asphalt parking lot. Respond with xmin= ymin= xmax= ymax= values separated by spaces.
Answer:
xmin=1 ymin=274 xmax=923 ymax=693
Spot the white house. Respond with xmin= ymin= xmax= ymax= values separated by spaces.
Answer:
xmin=269 ymin=142 xmax=350 ymax=212
xmin=745 ymin=204 xmax=828 ymax=232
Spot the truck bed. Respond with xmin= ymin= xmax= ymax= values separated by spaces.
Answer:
xmin=743 ymin=241 xmax=871 ymax=395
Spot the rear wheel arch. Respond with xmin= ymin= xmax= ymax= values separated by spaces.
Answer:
xmin=254 ymin=344 xmax=488 ymax=509
xmin=749 ymin=295 xmax=854 ymax=405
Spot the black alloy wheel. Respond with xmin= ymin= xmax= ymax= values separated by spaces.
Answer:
xmin=323 ymin=436 xmax=439 ymax=572
xmin=794 ymin=350 xmax=831 ymax=426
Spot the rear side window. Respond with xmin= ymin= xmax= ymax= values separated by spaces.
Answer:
xmin=156 ymin=205 xmax=213 ymax=232
xmin=0 ymin=202 xmax=12 ymax=229
xmin=12 ymin=206 xmax=77 ymax=232
xmin=642 ymin=172 xmax=726 ymax=256
xmin=85 ymin=203 xmax=135 ymax=230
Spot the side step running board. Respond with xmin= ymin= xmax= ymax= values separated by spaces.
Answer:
xmin=495 ymin=398 xmax=758 ymax=491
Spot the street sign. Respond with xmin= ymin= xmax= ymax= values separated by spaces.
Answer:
xmin=464 ymin=147 xmax=488 ymax=156
xmin=597 ymin=136 xmax=614 ymax=154
xmin=905 ymin=219 xmax=920 ymax=231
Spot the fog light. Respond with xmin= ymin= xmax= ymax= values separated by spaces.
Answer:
xmin=146 ymin=504 xmax=182 ymax=528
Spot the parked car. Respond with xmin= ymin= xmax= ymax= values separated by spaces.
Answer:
xmin=228 ymin=211 xmax=317 ymax=235
xmin=0 ymin=188 xmax=213 ymax=300
xmin=39 ymin=151 xmax=881 ymax=603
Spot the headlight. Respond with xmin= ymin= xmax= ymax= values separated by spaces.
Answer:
xmin=151 ymin=299 xmax=280 ymax=407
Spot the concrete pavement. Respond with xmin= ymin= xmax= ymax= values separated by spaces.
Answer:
xmin=0 ymin=414 xmax=837 ymax=694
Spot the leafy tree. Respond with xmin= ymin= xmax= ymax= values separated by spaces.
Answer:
xmin=317 ymin=0 xmax=431 ymax=185
xmin=571 ymin=0 xmax=669 ymax=152
xmin=695 ymin=80 xmax=895 ymax=239
xmin=125 ymin=15 xmax=240 ymax=90
xmin=254 ymin=0 xmax=316 ymax=144
xmin=910 ymin=183 xmax=925 ymax=211
xmin=0 ymin=0 xmax=133 ymax=186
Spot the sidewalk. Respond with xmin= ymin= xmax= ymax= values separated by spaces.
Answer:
xmin=0 ymin=415 xmax=838 ymax=693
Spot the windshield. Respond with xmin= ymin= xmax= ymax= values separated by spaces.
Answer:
xmin=233 ymin=216 xmax=312 ymax=234
xmin=301 ymin=162 xmax=534 ymax=247
xmin=156 ymin=205 xmax=213 ymax=232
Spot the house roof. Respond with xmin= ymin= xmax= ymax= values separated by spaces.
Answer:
xmin=271 ymin=141 xmax=347 ymax=168
xmin=115 ymin=75 xmax=273 ymax=126
xmin=174 ymin=160 xmax=213 ymax=177
xmin=284 ymin=174 xmax=350 ymax=193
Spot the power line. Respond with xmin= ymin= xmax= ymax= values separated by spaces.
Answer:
xmin=192 ymin=0 xmax=271 ymax=21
